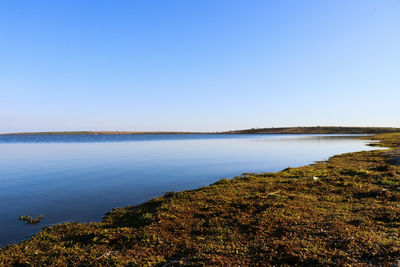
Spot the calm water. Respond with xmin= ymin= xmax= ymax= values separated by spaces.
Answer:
xmin=0 ymin=134 xmax=377 ymax=246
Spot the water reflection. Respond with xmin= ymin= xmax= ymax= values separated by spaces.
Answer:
xmin=0 ymin=134 xmax=378 ymax=246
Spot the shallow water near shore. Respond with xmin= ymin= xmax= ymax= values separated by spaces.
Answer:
xmin=0 ymin=134 xmax=379 ymax=246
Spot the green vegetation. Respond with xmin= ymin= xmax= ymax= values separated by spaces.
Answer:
xmin=225 ymin=126 xmax=400 ymax=134
xmin=1 ymin=133 xmax=400 ymax=265
xmin=19 ymin=215 xmax=43 ymax=225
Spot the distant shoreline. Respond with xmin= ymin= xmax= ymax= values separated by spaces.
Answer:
xmin=0 ymin=131 xmax=212 ymax=135
xmin=1 ymin=126 xmax=400 ymax=136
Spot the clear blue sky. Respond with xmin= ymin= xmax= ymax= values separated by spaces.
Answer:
xmin=1 ymin=0 xmax=399 ymax=133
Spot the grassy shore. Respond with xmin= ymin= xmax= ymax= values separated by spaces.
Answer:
xmin=1 ymin=133 xmax=400 ymax=265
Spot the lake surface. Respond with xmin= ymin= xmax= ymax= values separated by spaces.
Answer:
xmin=0 ymin=134 xmax=378 ymax=246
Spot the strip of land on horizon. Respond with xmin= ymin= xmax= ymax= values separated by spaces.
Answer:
xmin=2 ymin=126 xmax=400 ymax=135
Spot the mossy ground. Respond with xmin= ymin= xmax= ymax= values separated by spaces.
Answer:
xmin=1 ymin=133 xmax=400 ymax=266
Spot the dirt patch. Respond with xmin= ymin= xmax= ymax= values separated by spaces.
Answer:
xmin=386 ymin=149 xmax=400 ymax=166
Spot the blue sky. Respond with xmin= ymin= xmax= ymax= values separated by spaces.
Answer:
xmin=0 ymin=0 xmax=399 ymax=132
